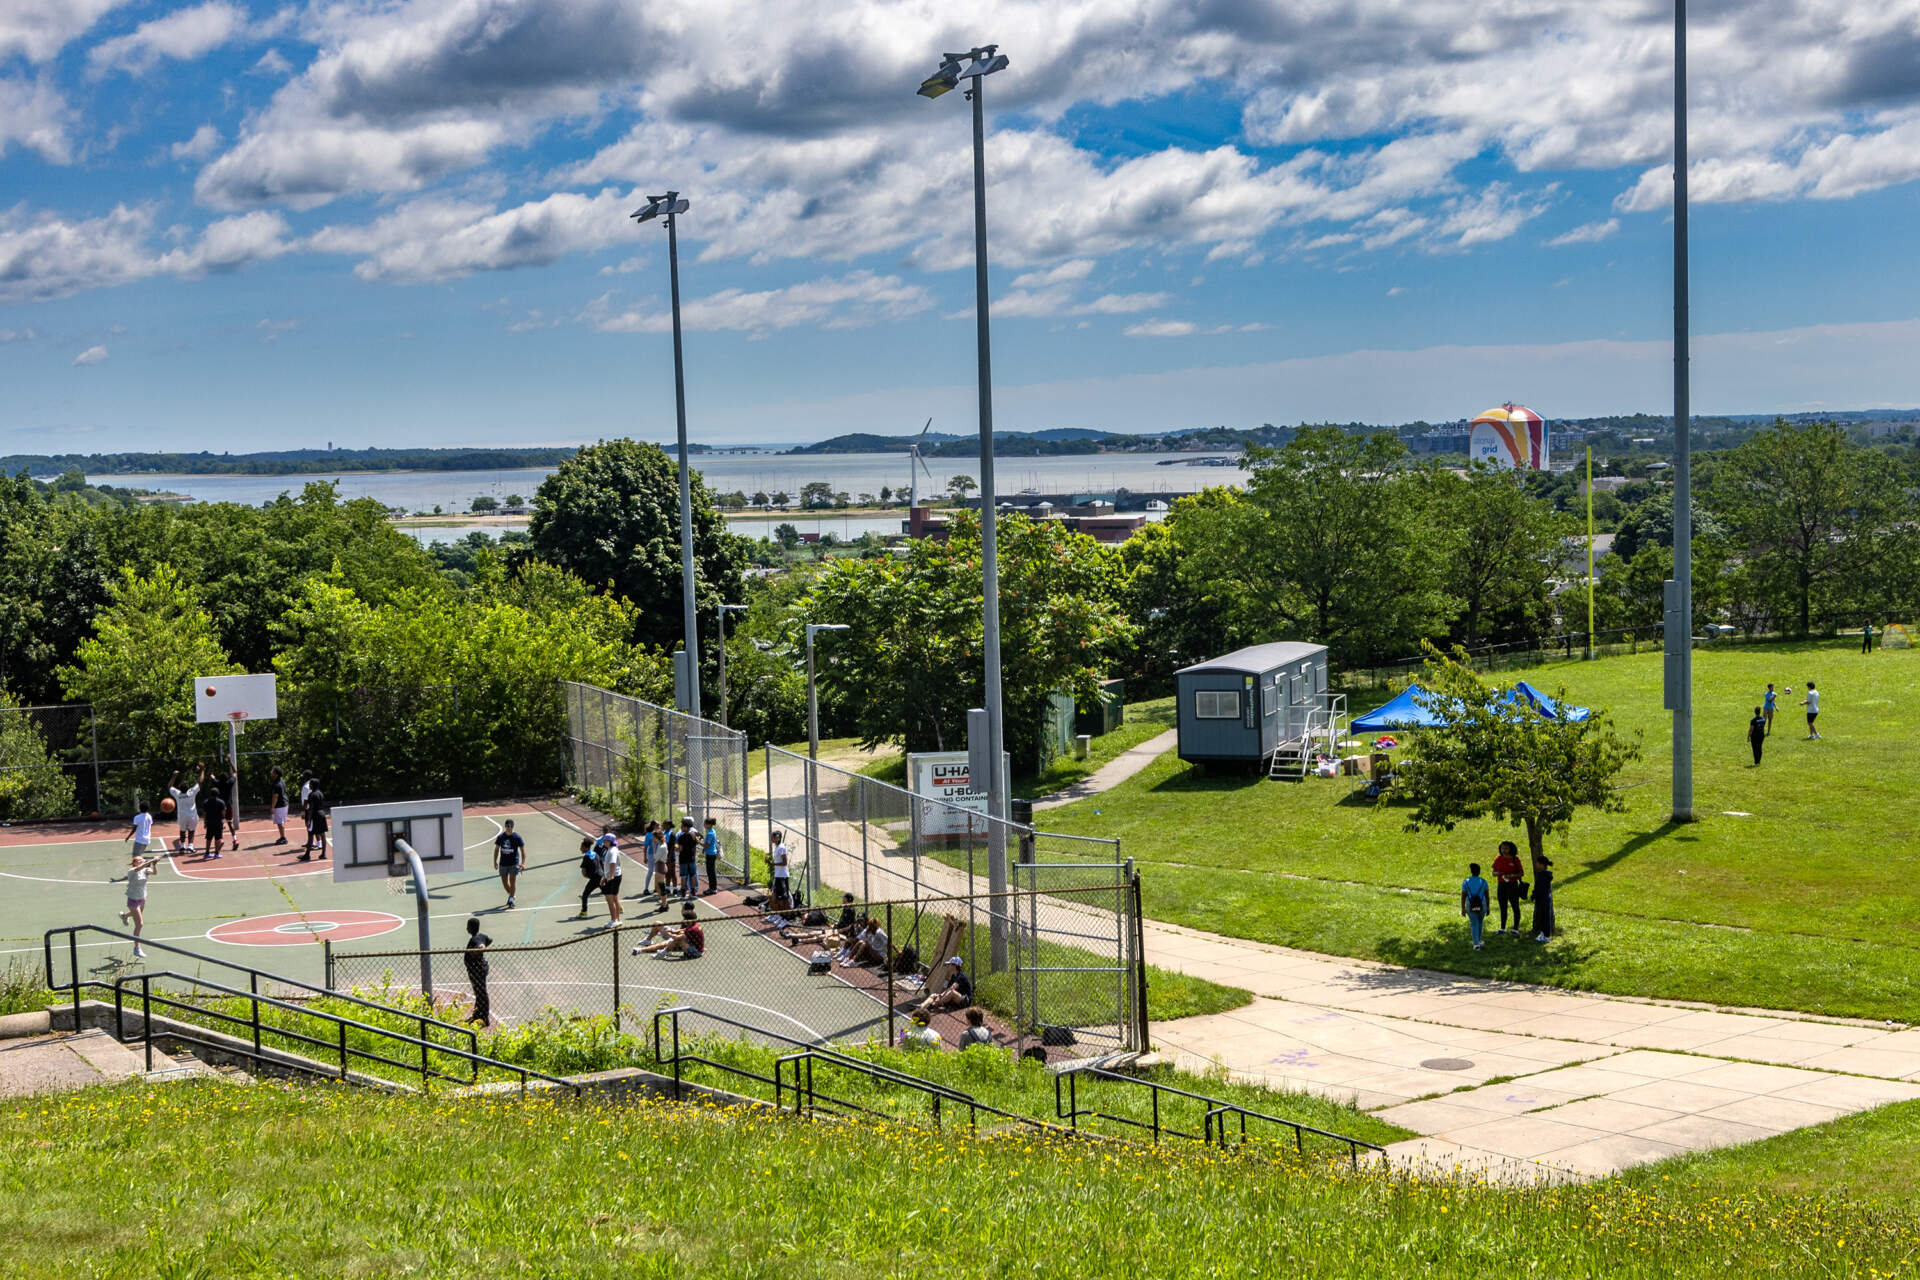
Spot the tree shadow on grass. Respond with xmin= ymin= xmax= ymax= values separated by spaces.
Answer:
xmin=1147 ymin=764 xmax=1264 ymax=794
xmin=1373 ymin=927 xmax=1596 ymax=984
xmin=1559 ymin=822 xmax=1685 ymax=890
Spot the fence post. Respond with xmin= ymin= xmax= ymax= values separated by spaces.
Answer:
xmin=1131 ymin=874 xmax=1150 ymax=1051
xmin=860 ymin=781 xmax=870 ymax=905
xmin=612 ymin=927 xmax=623 ymax=1029
xmin=885 ymin=902 xmax=896 ymax=1049
xmin=598 ymin=687 xmax=613 ymax=793
xmin=764 ymin=743 xmax=775 ymax=887
xmin=89 ymin=714 xmax=103 ymax=816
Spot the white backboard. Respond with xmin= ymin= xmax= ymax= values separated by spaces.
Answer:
xmin=194 ymin=673 xmax=279 ymax=724
xmin=329 ymin=797 xmax=466 ymax=882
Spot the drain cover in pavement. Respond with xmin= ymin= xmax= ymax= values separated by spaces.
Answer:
xmin=1420 ymin=1057 xmax=1474 ymax=1071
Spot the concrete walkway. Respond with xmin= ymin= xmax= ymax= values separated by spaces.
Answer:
xmin=0 ymin=1026 xmax=151 ymax=1097
xmin=1033 ymin=729 xmax=1176 ymax=811
xmin=1145 ymin=923 xmax=1920 ymax=1180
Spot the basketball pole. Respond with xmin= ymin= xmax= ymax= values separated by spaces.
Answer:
xmin=228 ymin=717 xmax=242 ymax=840
xmin=394 ymin=839 xmax=433 ymax=1001
xmin=1587 ymin=444 xmax=1595 ymax=661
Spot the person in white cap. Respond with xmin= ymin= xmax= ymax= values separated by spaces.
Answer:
xmin=911 ymin=955 xmax=973 ymax=1018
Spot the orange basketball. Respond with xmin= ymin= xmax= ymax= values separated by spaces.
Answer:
xmin=160 ymin=796 xmax=176 ymax=815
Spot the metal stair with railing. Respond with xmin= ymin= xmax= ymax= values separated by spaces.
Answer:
xmin=1268 ymin=693 xmax=1349 ymax=780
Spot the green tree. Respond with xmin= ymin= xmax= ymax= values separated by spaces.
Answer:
xmin=527 ymin=440 xmax=749 ymax=654
xmin=1113 ymin=497 xmax=1236 ymax=695
xmin=472 ymin=495 xmax=499 ymax=513
xmin=1430 ymin=464 xmax=1572 ymax=648
xmin=1709 ymin=420 xmax=1905 ymax=634
xmin=947 ymin=475 xmax=977 ymax=502
xmin=799 ymin=513 xmax=1133 ymax=767
xmin=773 ymin=524 xmax=802 ymax=550
xmin=1396 ymin=646 xmax=1642 ymax=861
xmin=799 ymin=481 xmax=834 ymax=509
xmin=0 ymin=473 xmax=113 ymax=704
xmin=1180 ymin=428 xmax=1447 ymax=665
xmin=57 ymin=564 xmax=240 ymax=775
xmin=504 ymin=494 xmax=525 ymax=508
xmin=0 ymin=688 xmax=79 ymax=820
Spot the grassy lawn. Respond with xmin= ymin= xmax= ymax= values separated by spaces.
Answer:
xmin=4 ymin=1082 xmax=1917 ymax=1278
xmin=1014 ymin=696 xmax=1177 ymax=800
xmin=1034 ymin=639 xmax=1920 ymax=1019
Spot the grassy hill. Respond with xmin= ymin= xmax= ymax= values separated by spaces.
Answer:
xmin=3 ymin=1082 xmax=1916 ymax=1278
xmin=1038 ymin=638 xmax=1920 ymax=1018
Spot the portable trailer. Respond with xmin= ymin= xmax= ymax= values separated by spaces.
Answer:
xmin=1174 ymin=642 xmax=1345 ymax=777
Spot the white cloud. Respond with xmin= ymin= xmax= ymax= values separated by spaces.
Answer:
xmin=0 ymin=327 xmax=39 ymax=342
xmin=0 ymin=204 xmax=290 ymax=302
xmin=89 ymin=1 xmax=247 ymax=75
xmin=71 ymin=344 xmax=107 ymax=365
xmin=584 ymin=270 xmax=932 ymax=336
xmin=1124 ymin=320 xmax=1198 ymax=338
xmin=598 ymin=255 xmax=650 ymax=276
xmin=0 ymin=74 xmax=72 ymax=164
xmin=251 ymin=48 xmax=291 ymax=76
xmin=1547 ymin=218 xmax=1620 ymax=246
xmin=170 ymin=123 xmax=221 ymax=162
xmin=197 ymin=120 xmax=507 ymax=211
xmin=0 ymin=0 xmax=131 ymax=62
xmin=1386 ymin=285 xmax=1405 ymax=296
xmin=305 ymin=189 xmax=633 ymax=282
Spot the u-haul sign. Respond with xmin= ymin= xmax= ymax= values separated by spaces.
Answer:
xmin=908 ymin=750 xmax=1003 ymax=838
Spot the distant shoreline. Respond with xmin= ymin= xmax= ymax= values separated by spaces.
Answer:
xmin=390 ymin=506 xmax=924 ymax=530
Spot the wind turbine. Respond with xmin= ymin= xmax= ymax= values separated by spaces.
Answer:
xmin=907 ymin=417 xmax=936 ymax=509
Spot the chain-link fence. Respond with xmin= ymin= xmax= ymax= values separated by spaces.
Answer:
xmin=325 ymin=882 xmax=1145 ymax=1061
xmin=756 ymin=747 xmax=1142 ymax=1057
xmin=560 ymin=681 xmax=752 ymax=885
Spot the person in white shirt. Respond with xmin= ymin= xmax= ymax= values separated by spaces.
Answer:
xmin=124 ymin=802 xmax=155 ymax=858
xmin=168 ymin=765 xmax=204 ymax=854
xmin=596 ymin=833 xmax=624 ymax=926
xmin=770 ymin=831 xmax=792 ymax=904
xmin=1801 ymin=681 xmax=1822 ymax=740
xmin=118 ymin=843 xmax=161 ymax=957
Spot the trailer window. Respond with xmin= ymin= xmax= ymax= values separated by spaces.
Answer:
xmin=1194 ymin=690 xmax=1240 ymax=720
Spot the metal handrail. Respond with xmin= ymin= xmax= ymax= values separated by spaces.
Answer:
xmin=44 ymin=924 xmax=479 ymax=1057
xmin=649 ymin=1006 xmax=1060 ymax=1136
xmin=1056 ymin=1066 xmax=1384 ymax=1167
xmin=108 ymin=969 xmax=581 ymax=1097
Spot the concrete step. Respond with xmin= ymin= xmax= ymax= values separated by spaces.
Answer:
xmin=0 ymin=1028 xmax=149 ymax=1097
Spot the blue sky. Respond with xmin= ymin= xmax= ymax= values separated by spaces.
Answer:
xmin=4 ymin=0 xmax=1920 ymax=451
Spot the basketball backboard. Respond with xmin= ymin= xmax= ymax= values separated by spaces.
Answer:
xmin=194 ymin=673 xmax=278 ymax=724
xmin=329 ymin=797 xmax=466 ymax=883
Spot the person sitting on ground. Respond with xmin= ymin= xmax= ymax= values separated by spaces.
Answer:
xmin=634 ymin=904 xmax=706 ymax=959
xmin=911 ymin=956 xmax=973 ymax=1018
xmin=782 ymin=892 xmax=859 ymax=946
xmin=840 ymin=917 xmax=887 ymax=967
xmin=957 ymin=1007 xmax=994 ymax=1050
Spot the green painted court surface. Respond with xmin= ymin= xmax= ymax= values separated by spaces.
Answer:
xmin=2 ymin=807 xmax=888 ymax=1045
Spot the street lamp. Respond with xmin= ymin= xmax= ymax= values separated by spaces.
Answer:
xmin=804 ymin=624 xmax=850 ymax=762
xmin=715 ymin=602 xmax=749 ymax=728
xmin=1665 ymin=1 xmax=1695 ymax=822
xmin=631 ymin=190 xmax=702 ymax=718
xmin=917 ymin=43 xmax=1013 ymax=970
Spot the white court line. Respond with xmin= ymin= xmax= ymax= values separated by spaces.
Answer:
xmin=464 ymin=979 xmax=840 ymax=1043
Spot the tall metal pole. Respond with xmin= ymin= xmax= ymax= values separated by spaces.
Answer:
xmin=805 ymin=630 xmax=819 ymax=762
xmin=665 ymin=206 xmax=700 ymax=718
xmin=715 ymin=601 xmax=729 ymax=729
xmin=1586 ymin=444 xmax=1595 ymax=661
xmin=968 ymin=70 xmax=1011 ymax=972
xmin=1669 ymin=0 xmax=1695 ymax=822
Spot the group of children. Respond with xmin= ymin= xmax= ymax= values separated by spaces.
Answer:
xmin=1459 ymin=840 xmax=1557 ymax=949
xmin=1748 ymin=680 xmax=1822 ymax=764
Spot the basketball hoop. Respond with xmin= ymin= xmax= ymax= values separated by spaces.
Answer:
xmin=227 ymin=709 xmax=249 ymax=736
xmin=385 ymin=847 xmax=412 ymax=896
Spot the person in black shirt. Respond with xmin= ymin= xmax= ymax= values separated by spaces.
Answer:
xmin=267 ymin=766 xmax=290 ymax=845
xmin=675 ymin=818 xmax=699 ymax=901
xmin=201 ymin=783 xmax=228 ymax=859
xmin=463 ymin=917 xmax=493 ymax=1026
xmin=296 ymin=783 xmax=329 ymax=861
xmin=1748 ymin=705 xmax=1768 ymax=766
xmin=493 ymin=819 xmax=527 ymax=909
xmin=911 ymin=956 xmax=973 ymax=1018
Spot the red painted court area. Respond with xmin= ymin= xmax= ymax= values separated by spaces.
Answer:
xmin=206 ymin=910 xmax=405 ymax=947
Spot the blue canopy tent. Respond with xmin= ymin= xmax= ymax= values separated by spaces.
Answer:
xmin=1352 ymin=680 xmax=1590 ymax=732
xmin=1509 ymin=681 xmax=1591 ymax=722
xmin=1350 ymin=684 xmax=1449 ymax=731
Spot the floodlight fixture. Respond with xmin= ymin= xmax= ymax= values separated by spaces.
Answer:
xmin=631 ymin=192 xmax=689 ymax=223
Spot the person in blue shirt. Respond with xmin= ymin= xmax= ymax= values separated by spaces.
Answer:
xmin=1763 ymin=683 xmax=1777 ymax=736
xmin=1460 ymin=863 xmax=1491 ymax=950
xmin=701 ymin=817 xmax=721 ymax=895
xmin=639 ymin=821 xmax=662 ymax=896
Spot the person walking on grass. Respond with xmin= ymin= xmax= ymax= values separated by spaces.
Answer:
xmin=267 ymin=766 xmax=290 ymax=845
xmin=1802 ymin=681 xmax=1822 ymax=739
xmin=676 ymin=817 xmax=699 ymax=901
xmin=119 ymin=844 xmax=161 ymax=958
xmin=1763 ymin=683 xmax=1777 ymax=737
xmin=1863 ymin=621 xmax=1874 ymax=654
xmin=702 ymin=817 xmax=721 ymax=895
xmin=168 ymin=764 xmax=203 ymax=855
xmin=1460 ymin=863 xmax=1490 ymax=951
xmin=463 ymin=917 xmax=493 ymax=1027
xmin=200 ymin=779 xmax=227 ymax=859
xmin=575 ymin=837 xmax=603 ymax=919
xmin=1530 ymin=851 xmax=1556 ymax=941
xmin=1491 ymin=840 xmax=1525 ymax=936
xmin=1748 ymin=705 xmax=1768 ymax=766
xmin=493 ymin=819 xmax=526 ymax=909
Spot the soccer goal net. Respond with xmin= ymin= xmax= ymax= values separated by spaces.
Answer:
xmin=1881 ymin=623 xmax=1914 ymax=650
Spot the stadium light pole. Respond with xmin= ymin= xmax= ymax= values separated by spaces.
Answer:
xmin=631 ymin=191 xmax=702 ymax=717
xmin=918 ymin=44 xmax=1013 ymax=971
xmin=804 ymin=624 xmax=851 ymax=762
xmin=715 ymin=602 xmax=749 ymax=728
xmin=1667 ymin=0 xmax=1696 ymax=822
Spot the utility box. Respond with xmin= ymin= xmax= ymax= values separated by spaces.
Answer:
xmin=1176 ymin=642 xmax=1330 ymax=766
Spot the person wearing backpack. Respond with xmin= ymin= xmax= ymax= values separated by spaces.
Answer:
xmin=575 ymin=837 xmax=603 ymax=919
xmin=1460 ymin=862 xmax=1491 ymax=951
